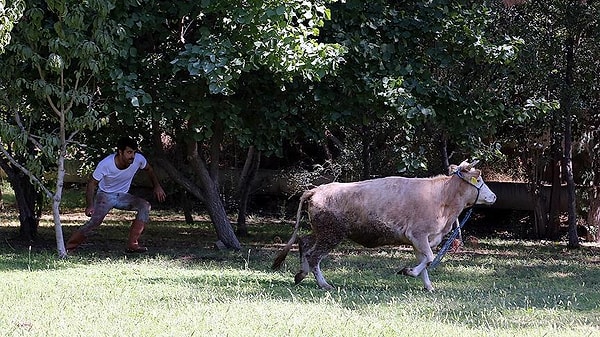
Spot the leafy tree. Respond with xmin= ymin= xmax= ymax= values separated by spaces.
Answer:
xmin=0 ymin=0 xmax=28 ymax=236
xmin=499 ymin=0 xmax=600 ymax=245
xmin=0 ymin=0 xmax=24 ymax=52
xmin=312 ymin=0 xmax=522 ymax=180
xmin=0 ymin=0 xmax=145 ymax=256
xmin=112 ymin=0 xmax=345 ymax=249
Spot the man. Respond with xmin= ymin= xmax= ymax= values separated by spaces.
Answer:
xmin=66 ymin=137 xmax=166 ymax=253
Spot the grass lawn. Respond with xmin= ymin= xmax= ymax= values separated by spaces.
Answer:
xmin=0 ymin=189 xmax=599 ymax=336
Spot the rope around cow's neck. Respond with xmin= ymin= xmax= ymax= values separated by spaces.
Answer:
xmin=429 ymin=170 xmax=482 ymax=269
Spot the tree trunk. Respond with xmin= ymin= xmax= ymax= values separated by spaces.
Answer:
xmin=532 ymin=191 xmax=548 ymax=238
xmin=563 ymin=122 xmax=578 ymax=248
xmin=236 ymin=146 xmax=261 ymax=237
xmin=53 ymin=150 xmax=67 ymax=257
xmin=324 ymin=129 xmax=345 ymax=157
xmin=186 ymin=141 xmax=241 ymax=250
xmin=562 ymin=14 xmax=579 ymax=249
xmin=152 ymin=124 xmax=240 ymax=250
xmin=360 ymin=125 xmax=371 ymax=180
xmin=209 ymin=118 xmax=224 ymax=185
xmin=155 ymin=157 xmax=206 ymax=203
xmin=0 ymin=158 xmax=40 ymax=241
xmin=438 ymin=132 xmax=449 ymax=173
xmin=155 ymin=150 xmax=241 ymax=250
xmin=182 ymin=192 xmax=195 ymax=225
xmin=53 ymin=104 xmax=68 ymax=258
xmin=547 ymin=153 xmax=562 ymax=239
xmin=587 ymin=187 xmax=600 ymax=243
xmin=525 ymin=146 xmax=550 ymax=239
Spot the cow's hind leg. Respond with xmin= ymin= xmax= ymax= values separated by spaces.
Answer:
xmin=294 ymin=234 xmax=314 ymax=285
xmin=308 ymin=216 xmax=348 ymax=290
xmin=309 ymin=251 xmax=334 ymax=290
xmin=299 ymin=217 xmax=346 ymax=289
xmin=296 ymin=233 xmax=339 ymax=290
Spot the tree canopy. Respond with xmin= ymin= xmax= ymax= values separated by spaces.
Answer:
xmin=2 ymin=0 xmax=600 ymax=251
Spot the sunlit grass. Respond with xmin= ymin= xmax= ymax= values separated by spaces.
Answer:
xmin=1 ymin=226 xmax=599 ymax=337
xmin=0 ymin=181 xmax=599 ymax=336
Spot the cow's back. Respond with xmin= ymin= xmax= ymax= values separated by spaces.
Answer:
xmin=306 ymin=176 xmax=450 ymax=247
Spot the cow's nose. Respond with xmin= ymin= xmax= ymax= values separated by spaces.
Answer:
xmin=487 ymin=194 xmax=497 ymax=203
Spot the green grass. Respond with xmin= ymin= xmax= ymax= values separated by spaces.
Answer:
xmin=0 ymin=181 xmax=599 ymax=336
xmin=1 ymin=217 xmax=599 ymax=337
xmin=1 ymin=180 xmax=15 ymax=207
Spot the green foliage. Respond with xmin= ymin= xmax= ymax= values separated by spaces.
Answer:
xmin=171 ymin=0 xmax=345 ymax=95
xmin=117 ymin=0 xmax=348 ymax=161
xmin=489 ymin=0 xmax=600 ymax=185
xmin=308 ymin=0 xmax=523 ymax=176
xmin=1 ymin=0 xmax=599 ymax=201
xmin=0 ymin=0 xmax=24 ymax=53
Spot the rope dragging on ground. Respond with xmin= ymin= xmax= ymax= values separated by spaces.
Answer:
xmin=429 ymin=208 xmax=474 ymax=269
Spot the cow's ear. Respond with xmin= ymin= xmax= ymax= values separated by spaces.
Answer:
xmin=470 ymin=159 xmax=480 ymax=167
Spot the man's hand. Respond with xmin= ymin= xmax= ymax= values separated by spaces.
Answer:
xmin=154 ymin=185 xmax=166 ymax=202
xmin=85 ymin=206 xmax=95 ymax=217
xmin=144 ymin=163 xmax=166 ymax=202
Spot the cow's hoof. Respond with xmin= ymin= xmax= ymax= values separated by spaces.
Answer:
xmin=320 ymin=284 xmax=334 ymax=291
xmin=397 ymin=267 xmax=413 ymax=276
xmin=294 ymin=271 xmax=307 ymax=285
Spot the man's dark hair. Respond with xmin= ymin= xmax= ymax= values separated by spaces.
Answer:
xmin=116 ymin=137 xmax=138 ymax=152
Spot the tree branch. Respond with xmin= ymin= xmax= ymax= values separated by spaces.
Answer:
xmin=35 ymin=63 xmax=61 ymax=118
xmin=0 ymin=143 xmax=53 ymax=199
xmin=154 ymin=157 xmax=206 ymax=203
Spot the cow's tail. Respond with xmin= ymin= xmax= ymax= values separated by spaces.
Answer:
xmin=271 ymin=189 xmax=314 ymax=270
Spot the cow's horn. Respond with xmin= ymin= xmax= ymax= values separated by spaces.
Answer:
xmin=470 ymin=159 xmax=480 ymax=167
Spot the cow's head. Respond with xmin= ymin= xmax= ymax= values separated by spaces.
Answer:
xmin=449 ymin=160 xmax=496 ymax=205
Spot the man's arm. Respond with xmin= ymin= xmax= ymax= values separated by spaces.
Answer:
xmin=85 ymin=178 xmax=99 ymax=216
xmin=143 ymin=163 xmax=166 ymax=202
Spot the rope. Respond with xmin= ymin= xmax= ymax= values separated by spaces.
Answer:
xmin=429 ymin=169 xmax=482 ymax=270
xmin=429 ymin=207 xmax=474 ymax=269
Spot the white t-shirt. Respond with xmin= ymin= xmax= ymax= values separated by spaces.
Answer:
xmin=92 ymin=153 xmax=148 ymax=193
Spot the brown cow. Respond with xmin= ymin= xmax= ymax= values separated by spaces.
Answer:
xmin=272 ymin=160 xmax=496 ymax=291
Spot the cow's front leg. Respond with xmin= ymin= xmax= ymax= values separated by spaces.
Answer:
xmin=399 ymin=253 xmax=434 ymax=291
xmin=399 ymin=237 xmax=435 ymax=291
xmin=411 ymin=251 xmax=434 ymax=291
xmin=419 ymin=268 xmax=433 ymax=292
